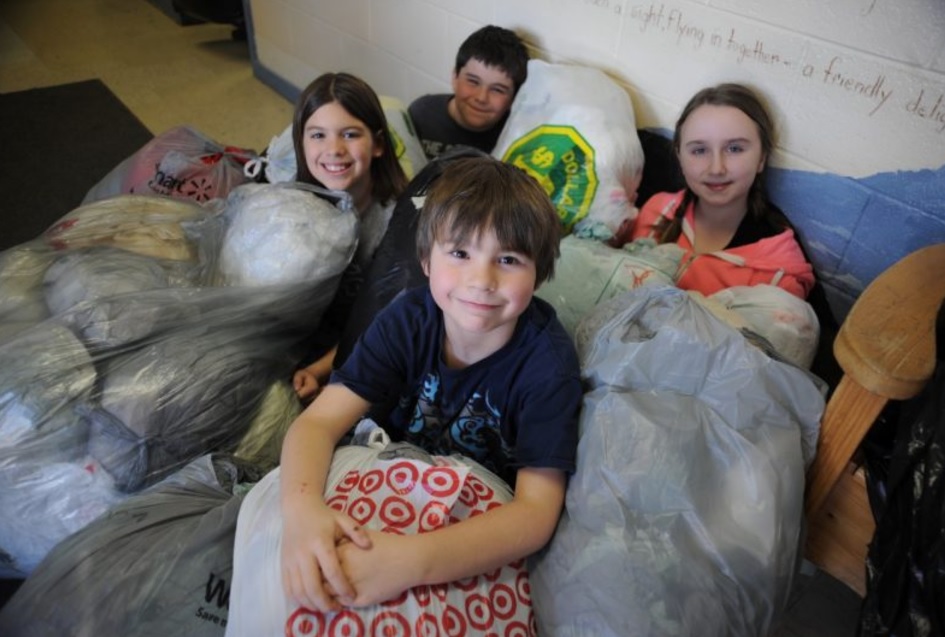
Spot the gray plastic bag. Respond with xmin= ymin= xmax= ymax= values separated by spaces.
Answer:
xmin=0 ymin=454 xmax=261 ymax=637
xmin=530 ymin=286 xmax=824 ymax=637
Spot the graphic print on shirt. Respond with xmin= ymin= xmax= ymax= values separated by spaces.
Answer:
xmin=403 ymin=372 xmax=510 ymax=475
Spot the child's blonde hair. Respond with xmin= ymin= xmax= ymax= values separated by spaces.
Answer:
xmin=657 ymin=82 xmax=789 ymax=242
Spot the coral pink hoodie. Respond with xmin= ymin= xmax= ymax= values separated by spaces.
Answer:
xmin=631 ymin=191 xmax=815 ymax=299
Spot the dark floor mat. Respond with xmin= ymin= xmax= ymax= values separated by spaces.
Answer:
xmin=0 ymin=79 xmax=153 ymax=251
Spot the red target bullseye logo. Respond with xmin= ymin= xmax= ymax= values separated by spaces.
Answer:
xmin=379 ymin=496 xmax=416 ymax=528
xmin=327 ymin=610 xmax=364 ymax=636
xmin=458 ymin=481 xmax=480 ymax=508
xmin=370 ymin=611 xmax=409 ymax=637
xmin=286 ymin=607 xmax=325 ymax=636
xmin=380 ymin=590 xmax=409 ymax=607
xmin=453 ymin=575 xmax=479 ymax=592
xmin=465 ymin=592 xmax=495 ymax=631
xmin=515 ymin=572 xmax=531 ymax=604
xmin=358 ymin=469 xmax=384 ymax=494
xmin=490 ymin=583 xmax=517 ymax=620
xmin=468 ymin=475 xmax=494 ymax=500
xmin=386 ymin=461 xmax=420 ymax=495
xmin=326 ymin=494 xmax=349 ymax=512
xmin=414 ymin=585 xmax=432 ymax=608
xmin=418 ymin=501 xmax=450 ymax=532
xmin=430 ymin=582 xmax=449 ymax=602
xmin=505 ymin=619 xmax=533 ymax=637
xmin=346 ymin=496 xmax=377 ymax=526
xmin=442 ymin=604 xmax=467 ymax=637
xmin=421 ymin=467 xmax=460 ymax=497
xmin=337 ymin=470 xmax=360 ymax=493
xmin=415 ymin=613 xmax=439 ymax=636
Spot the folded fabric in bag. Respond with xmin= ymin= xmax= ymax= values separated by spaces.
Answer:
xmin=226 ymin=443 xmax=535 ymax=637
xmin=44 ymin=247 xmax=172 ymax=316
xmin=531 ymin=286 xmax=824 ymax=637
xmin=0 ymin=322 xmax=96 ymax=450
xmin=217 ymin=183 xmax=358 ymax=287
xmin=0 ymin=247 xmax=53 ymax=330
xmin=44 ymin=194 xmax=207 ymax=262
xmin=493 ymin=59 xmax=645 ymax=239
xmin=705 ymin=284 xmax=821 ymax=370
xmin=42 ymin=246 xmax=204 ymax=347
xmin=535 ymin=235 xmax=682 ymax=336
xmin=82 ymin=125 xmax=256 ymax=205
xmin=0 ymin=454 xmax=262 ymax=637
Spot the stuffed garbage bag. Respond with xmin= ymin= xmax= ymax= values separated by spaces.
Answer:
xmin=530 ymin=286 xmax=824 ymax=637
xmin=493 ymin=59 xmax=645 ymax=239
xmin=0 ymin=454 xmax=263 ymax=637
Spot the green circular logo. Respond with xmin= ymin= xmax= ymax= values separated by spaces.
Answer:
xmin=502 ymin=125 xmax=598 ymax=229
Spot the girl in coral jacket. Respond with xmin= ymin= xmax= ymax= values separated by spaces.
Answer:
xmin=615 ymin=83 xmax=814 ymax=299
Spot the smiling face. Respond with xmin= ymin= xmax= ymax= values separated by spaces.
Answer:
xmin=677 ymin=104 xmax=767 ymax=217
xmin=423 ymin=225 xmax=536 ymax=361
xmin=448 ymin=58 xmax=516 ymax=132
xmin=302 ymin=101 xmax=383 ymax=211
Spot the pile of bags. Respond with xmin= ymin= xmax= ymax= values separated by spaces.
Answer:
xmin=0 ymin=178 xmax=357 ymax=578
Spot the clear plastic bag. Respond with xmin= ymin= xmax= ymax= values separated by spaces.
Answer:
xmin=0 ymin=454 xmax=262 ymax=637
xmin=530 ymin=286 xmax=824 ymax=637
xmin=0 ymin=184 xmax=356 ymax=577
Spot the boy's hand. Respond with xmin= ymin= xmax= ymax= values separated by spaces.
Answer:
xmin=292 ymin=368 xmax=321 ymax=401
xmin=281 ymin=503 xmax=372 ymax=612
xmin=335 ymin=530 xmax=420 ymax=607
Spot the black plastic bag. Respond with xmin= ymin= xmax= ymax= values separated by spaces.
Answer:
xmin=858 ymin=299 xmax=945 ymax=637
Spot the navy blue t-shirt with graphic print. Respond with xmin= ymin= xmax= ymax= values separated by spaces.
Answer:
xmin=330 ymin=286 xmax=582 ymax=486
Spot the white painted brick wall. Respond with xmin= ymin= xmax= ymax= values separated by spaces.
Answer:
xmin=248 ymin=0 xmax=945 ymax=177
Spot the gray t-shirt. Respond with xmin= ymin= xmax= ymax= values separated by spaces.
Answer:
xmin=407 ymin=94 xmax=507 ymax=160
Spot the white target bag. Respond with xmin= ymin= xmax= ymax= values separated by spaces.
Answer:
xmin=226 ymin=443 xmax=536 ymax=637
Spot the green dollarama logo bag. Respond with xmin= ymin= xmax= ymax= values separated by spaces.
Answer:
xmin=502 ymin=124 xmax=598 ymax=230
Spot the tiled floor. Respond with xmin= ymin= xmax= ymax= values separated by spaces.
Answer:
xmin=0 ymin=0 xmax=867 ymax=633
xmin=0 ymin=0 xmax=292 ymax=152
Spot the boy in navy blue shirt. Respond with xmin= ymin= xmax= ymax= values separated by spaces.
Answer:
xmin=279 ymin=156 xmax=582 ymax=611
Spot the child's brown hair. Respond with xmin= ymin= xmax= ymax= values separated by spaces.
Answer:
xmin=416 ymin=156 xmax=561 ymax=286
xmin=292 ymin=72 xmax=407 ymax=203
xmin=455 ymin=26 xmax=529 ymax=94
